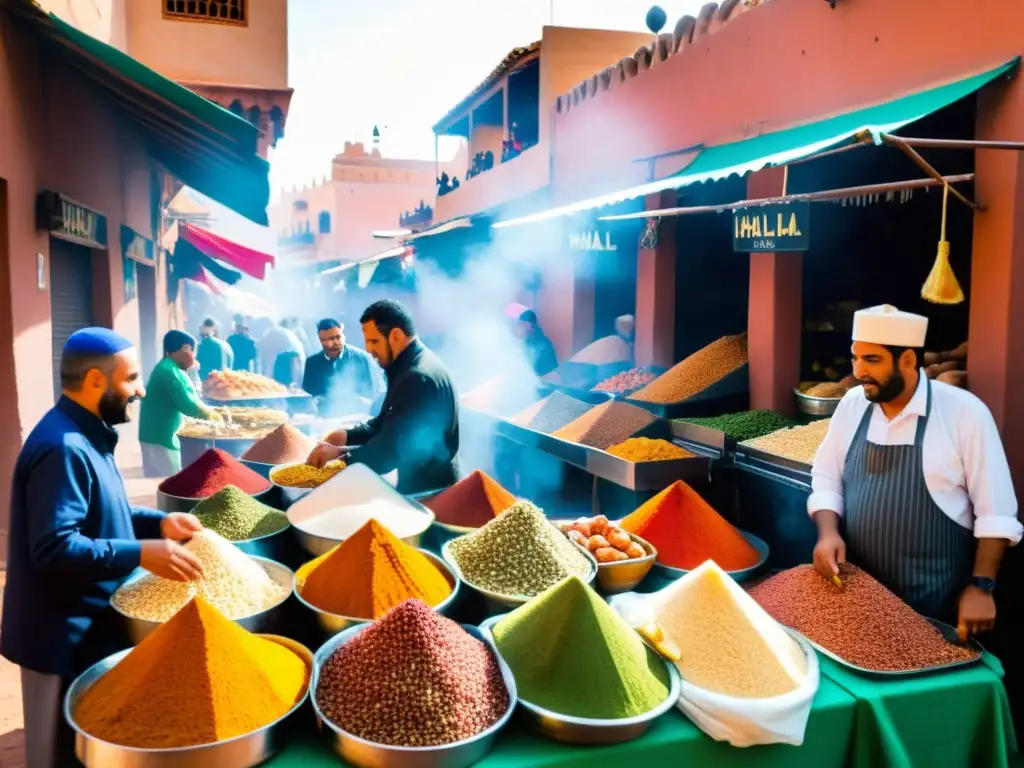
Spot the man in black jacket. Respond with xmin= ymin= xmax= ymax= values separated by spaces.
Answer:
xmin=307 ymin=300 xmax=459 ymax=493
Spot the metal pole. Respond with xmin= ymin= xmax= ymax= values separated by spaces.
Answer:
xmin=599 ymin=173 xmax=975 ymax=220
xmin=876 ymin=134 xmax=982 ymax=210
xmin=881 ymin=135 xmax=1024 ymax=152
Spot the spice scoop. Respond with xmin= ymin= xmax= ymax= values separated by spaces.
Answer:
xmin=636 ymin=622 xmax=682 ymax=662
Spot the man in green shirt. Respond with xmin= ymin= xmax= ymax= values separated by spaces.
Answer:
xmin=139 ymin=330 xmax=220 ymax=477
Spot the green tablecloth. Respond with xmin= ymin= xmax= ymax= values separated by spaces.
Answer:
xmin=267 ymin=677 xmax=856 ymax=767
xmin=821 ymin=653 xmax=1018 ymax=768
xmin=266 ymin=654 xmax=1019 ymax=767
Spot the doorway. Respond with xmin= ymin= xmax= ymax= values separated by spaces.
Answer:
xmin=136 ymin=261 xmax=157 ymax=378
xmin=49 ymin=238 xmax=95 ymax=400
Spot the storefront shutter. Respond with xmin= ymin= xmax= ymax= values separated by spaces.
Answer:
xmin=49 ymin=239 xmax=95 ymax=400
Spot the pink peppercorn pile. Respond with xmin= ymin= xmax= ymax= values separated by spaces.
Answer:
xmin=749 ymin=564 xmax=978 ymax=671
xmin=593 ymin=368 xmax=658 ymax=394
xmin=315 ymin=600 xmax=509 ymax=747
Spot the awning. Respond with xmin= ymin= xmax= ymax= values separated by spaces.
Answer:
xmin=3 ymin=1 xmax=271 ymax=225
xmin=178 ymin=223 xmax=275 ymax=280
xmin=320 ymin=246 xmax=409 ymax=277
xmin=494 ymin=59 xmax=1018 ymax=229
xmin=405 ymin=217 xmax=474 ymax=241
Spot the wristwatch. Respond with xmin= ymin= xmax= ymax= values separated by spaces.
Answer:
xmin=970 ymin=576 xmax=997 ymax=594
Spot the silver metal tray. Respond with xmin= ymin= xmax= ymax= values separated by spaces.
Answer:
xmin=111 ymin=556 xmax=294 ymax=644
xmin=294 ymin=549 xmax=461 ymax=639
xmin=479 ymin=615 xmax=681 ymax=745
xmin=440 ymin=534 xmax=598 ymax=612
xmin=647 ymin=529 xmax=770 ymax=584
xmin=65 ymin=634 xmax=312 ymax=767
xmin=794 ymin=389 xmax=842 ymax=417
xmin=799 ymin=617 xmax=984 ymax=678
xmin=311 ymin=622 xmax=517 ymax=768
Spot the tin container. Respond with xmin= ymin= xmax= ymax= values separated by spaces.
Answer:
xmin=793 ymin=389 xmax=841 ymax=417
xmin=65 ymin=635 xmax=312 ymax=768
xmin=294 ymin=549 xmax=461 ymax=639
xmin=479 ymin=615 xmax=681 ymax=745
xmin=111 ymin=556 xmax=294 ymax=645
xmin=649 ymin=530 xmax=770 ymax=584
xmin=156 ymin=486 xmax=273 ymax=514
xmin=289 ymin=500 xmax=435 ymax=559
xmin=311 ymin=624 xmax=517 ymax=768
xmin=440 ymin=536 xmax=598 ymax=615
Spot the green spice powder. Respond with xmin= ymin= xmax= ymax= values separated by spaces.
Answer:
xmin=192 ymin=485 xmax=289 ymax=541
xmin=492 ymin=576 xmax=670 ymax=719
xmin=448 ymin=501 xmax=591 ymax=597
xmin=678 ymin=410 xmax=796 ymax=442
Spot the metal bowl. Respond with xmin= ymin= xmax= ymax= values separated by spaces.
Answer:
xmin=268 ymin=461 xmax=326 ymax=507
xmin=551 ymin=521 xmax=657 ymax=596
xmin=111 ymin=556 xmax=295 ymax=645
xmin=65 ymin=634 xmax=312 ymax=767
xmin=480 ymin=614 xmax=681 ymax=745
xmin=232 ymin=524 xmax=292 ymax=561
xmin=440 ymin=537 xmax=598 ymax=613
xmin=311 ymin=623 xmax=517 ymax=768
xmin=794 ymin=389 xmax=841 ymax=417
xmin=650 ymin=530 xmax=770 ymax=584
xmin=156 ymin=486 xmax=272 ymax=514
xmin=294 ymin=549 xmax=461 ymax=639
xmin=289 ymin=501 xmax=436 ymax=559
xmin=240 ymin=459 xmax=276 ymax=480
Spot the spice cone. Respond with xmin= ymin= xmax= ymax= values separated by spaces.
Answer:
xmin=921 ymin=240 xmax=964 ymax=305
xmin=297 ymin=519 xmax=451 ymax=618
xmin=73 ymin=597 xmax=308 ymax=748
xmin=423 ymin=470 xmax=515 ymax=527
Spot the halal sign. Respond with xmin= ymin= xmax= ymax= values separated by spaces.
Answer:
xmin=569 ymin=230 xmax=617 ymax=252
xmin=732 ymin=201 xmax=810 ymax=252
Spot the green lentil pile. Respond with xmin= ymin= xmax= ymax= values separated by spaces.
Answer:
xmin=192 ymin=484 xmax=289 ymax=541
xmin=677 ymin=410 xmax=796 ymax=442
xmin=448 ymin=501 xmax=592 ymax=597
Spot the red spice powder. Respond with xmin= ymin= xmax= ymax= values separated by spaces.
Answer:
xmin=241 ymin=424 xmax=314 ymax=465
xmin=158 ymin=448 xmax=271 ymax=498
xmin=423 ymin=471 xmax=516 ymax=528
xmin=619 ymin=480 xmax=759 ymax=571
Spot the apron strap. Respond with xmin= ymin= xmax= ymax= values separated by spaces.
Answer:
xmin=914 ymin=374 xmax=932 ymax=447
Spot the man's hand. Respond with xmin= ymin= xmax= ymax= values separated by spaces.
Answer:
xmin=322 ymin=429 xmax=348 ymax=447
xmin=139 ymin=539 xmax=204 ymax=581
xmin=161 ymin=512 xmax=202 ymax=542
xmin=813 ymin=531 xmax=846 ymax=580
xmin=307 ymin=442 xmax=346 ymax=469
xmin=957 ymin=586 xmax=996 ymax=640
xmin=203 ymin=407 xmax=224 ymax=423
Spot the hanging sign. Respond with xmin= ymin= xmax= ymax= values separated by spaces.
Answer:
xmin=36 ymin=191 xmax=108 ymax=249
xmin=121 ymin=225 xmax=156 ymax=266
xmin=732 ymin=201 xmax=810 ymax=252
xmin=569 ymin=230 xmax=618 ymax=252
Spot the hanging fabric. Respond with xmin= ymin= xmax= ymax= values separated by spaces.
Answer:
xmin=178 ymin=222 xmax=275 ymax=280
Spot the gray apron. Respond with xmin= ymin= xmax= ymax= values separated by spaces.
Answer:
xmin=842 ymin=378 xmax=974 ymax=622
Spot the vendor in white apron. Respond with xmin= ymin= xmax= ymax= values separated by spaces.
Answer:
xmin=809 ymin=304 xmax=1021 ymax=637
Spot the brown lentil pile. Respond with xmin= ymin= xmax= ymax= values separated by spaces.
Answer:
xmin=447 ymin=501 xmax=592 ymax=597
xmin=552 ymin=400 xmax=658 ymax=450
xmin=316 ymin=600 xmax=509 ymax=746
xmin=629 ymin=333 xmax=748 ymax=404
xmin=740 ymin=418 xmax=831 ymax=465
xmin=749 ymin=564 xmax=980 ymax=671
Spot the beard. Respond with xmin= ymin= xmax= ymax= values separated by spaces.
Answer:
xmin=99 ymin=389 xmax=136 ymax=426
xmin=373 ymin=344 xmax=395 ymax=369
xmin=861 ymin=369 xmax=906 ymax=404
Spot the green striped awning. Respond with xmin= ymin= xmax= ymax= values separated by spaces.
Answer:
xmin=4 ymin=1 xmax=271 ymax=225
xmin=495 ymin=58 xmax=1019 ymax=229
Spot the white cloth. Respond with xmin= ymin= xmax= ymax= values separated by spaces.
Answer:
xmin=808 ymin=373 xmax=1022 ymax=542
xmin=851 ymin=304 xmax=928 ymax=347
xmin=20 ymin=668 xmax=65 ymax=768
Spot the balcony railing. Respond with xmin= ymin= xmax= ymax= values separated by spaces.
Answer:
xmin=434 ymin=144 xmax=548 ymax=221
xmin=400 ymin=201 xmax=433 ymax=228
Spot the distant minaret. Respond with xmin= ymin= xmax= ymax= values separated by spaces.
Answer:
xmin=372 ymin=124 xmax=381 ymax=156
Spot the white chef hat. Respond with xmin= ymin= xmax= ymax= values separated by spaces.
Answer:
xmin=852 ymin=304 xmax=928 ymax=347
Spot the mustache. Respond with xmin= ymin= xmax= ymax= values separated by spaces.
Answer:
xmin=857 ymin=378 xmax=879 ymax=387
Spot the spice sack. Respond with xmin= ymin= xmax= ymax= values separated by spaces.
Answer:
xmin=610 ymin=561 xmax=819 ymax=747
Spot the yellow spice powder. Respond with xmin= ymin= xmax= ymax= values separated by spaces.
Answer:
xmin=607 ymin=437 xmax=695 ymax=462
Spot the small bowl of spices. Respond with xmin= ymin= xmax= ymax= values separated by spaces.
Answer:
xmin=294 ymin=520 xmax=460 ymax=638
xmin=191 ymin=484 xmax=291 ymax=560
xmin=442 ymin=501 xmax=597 ymax=614
xmin=312 ymin=599 xmax=516 ymax=768
xmin=481 ymin=577 xmax=681 ymax=745
xmin=270 ymin=460 xmax=346 ymax=507
xmin=555 ymin=516 xmax=657 ymax=595
xmin=157 ymin=448 xmax=272 ymax=513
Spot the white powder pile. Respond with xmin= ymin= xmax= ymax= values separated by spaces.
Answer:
xmin=286 ymin=464 xmax=431 ymax=540
xmin=112 ymin=530 xmax=290 ymax=621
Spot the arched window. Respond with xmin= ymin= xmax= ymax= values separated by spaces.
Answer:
xmin=164 ymin=0 xmax=247 ymax=26
xmin=318 ymin=211 xmax=332 ymax=234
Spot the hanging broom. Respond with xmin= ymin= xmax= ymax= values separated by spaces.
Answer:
xmin=921 ymin=181 xmax=965 ymax=304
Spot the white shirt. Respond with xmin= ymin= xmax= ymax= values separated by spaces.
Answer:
xmin=807 ymin=372 xmax=1022 ymax=543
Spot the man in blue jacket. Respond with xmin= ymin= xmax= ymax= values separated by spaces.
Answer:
xmin=1 ymin=328 xmax=205 ymax=767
